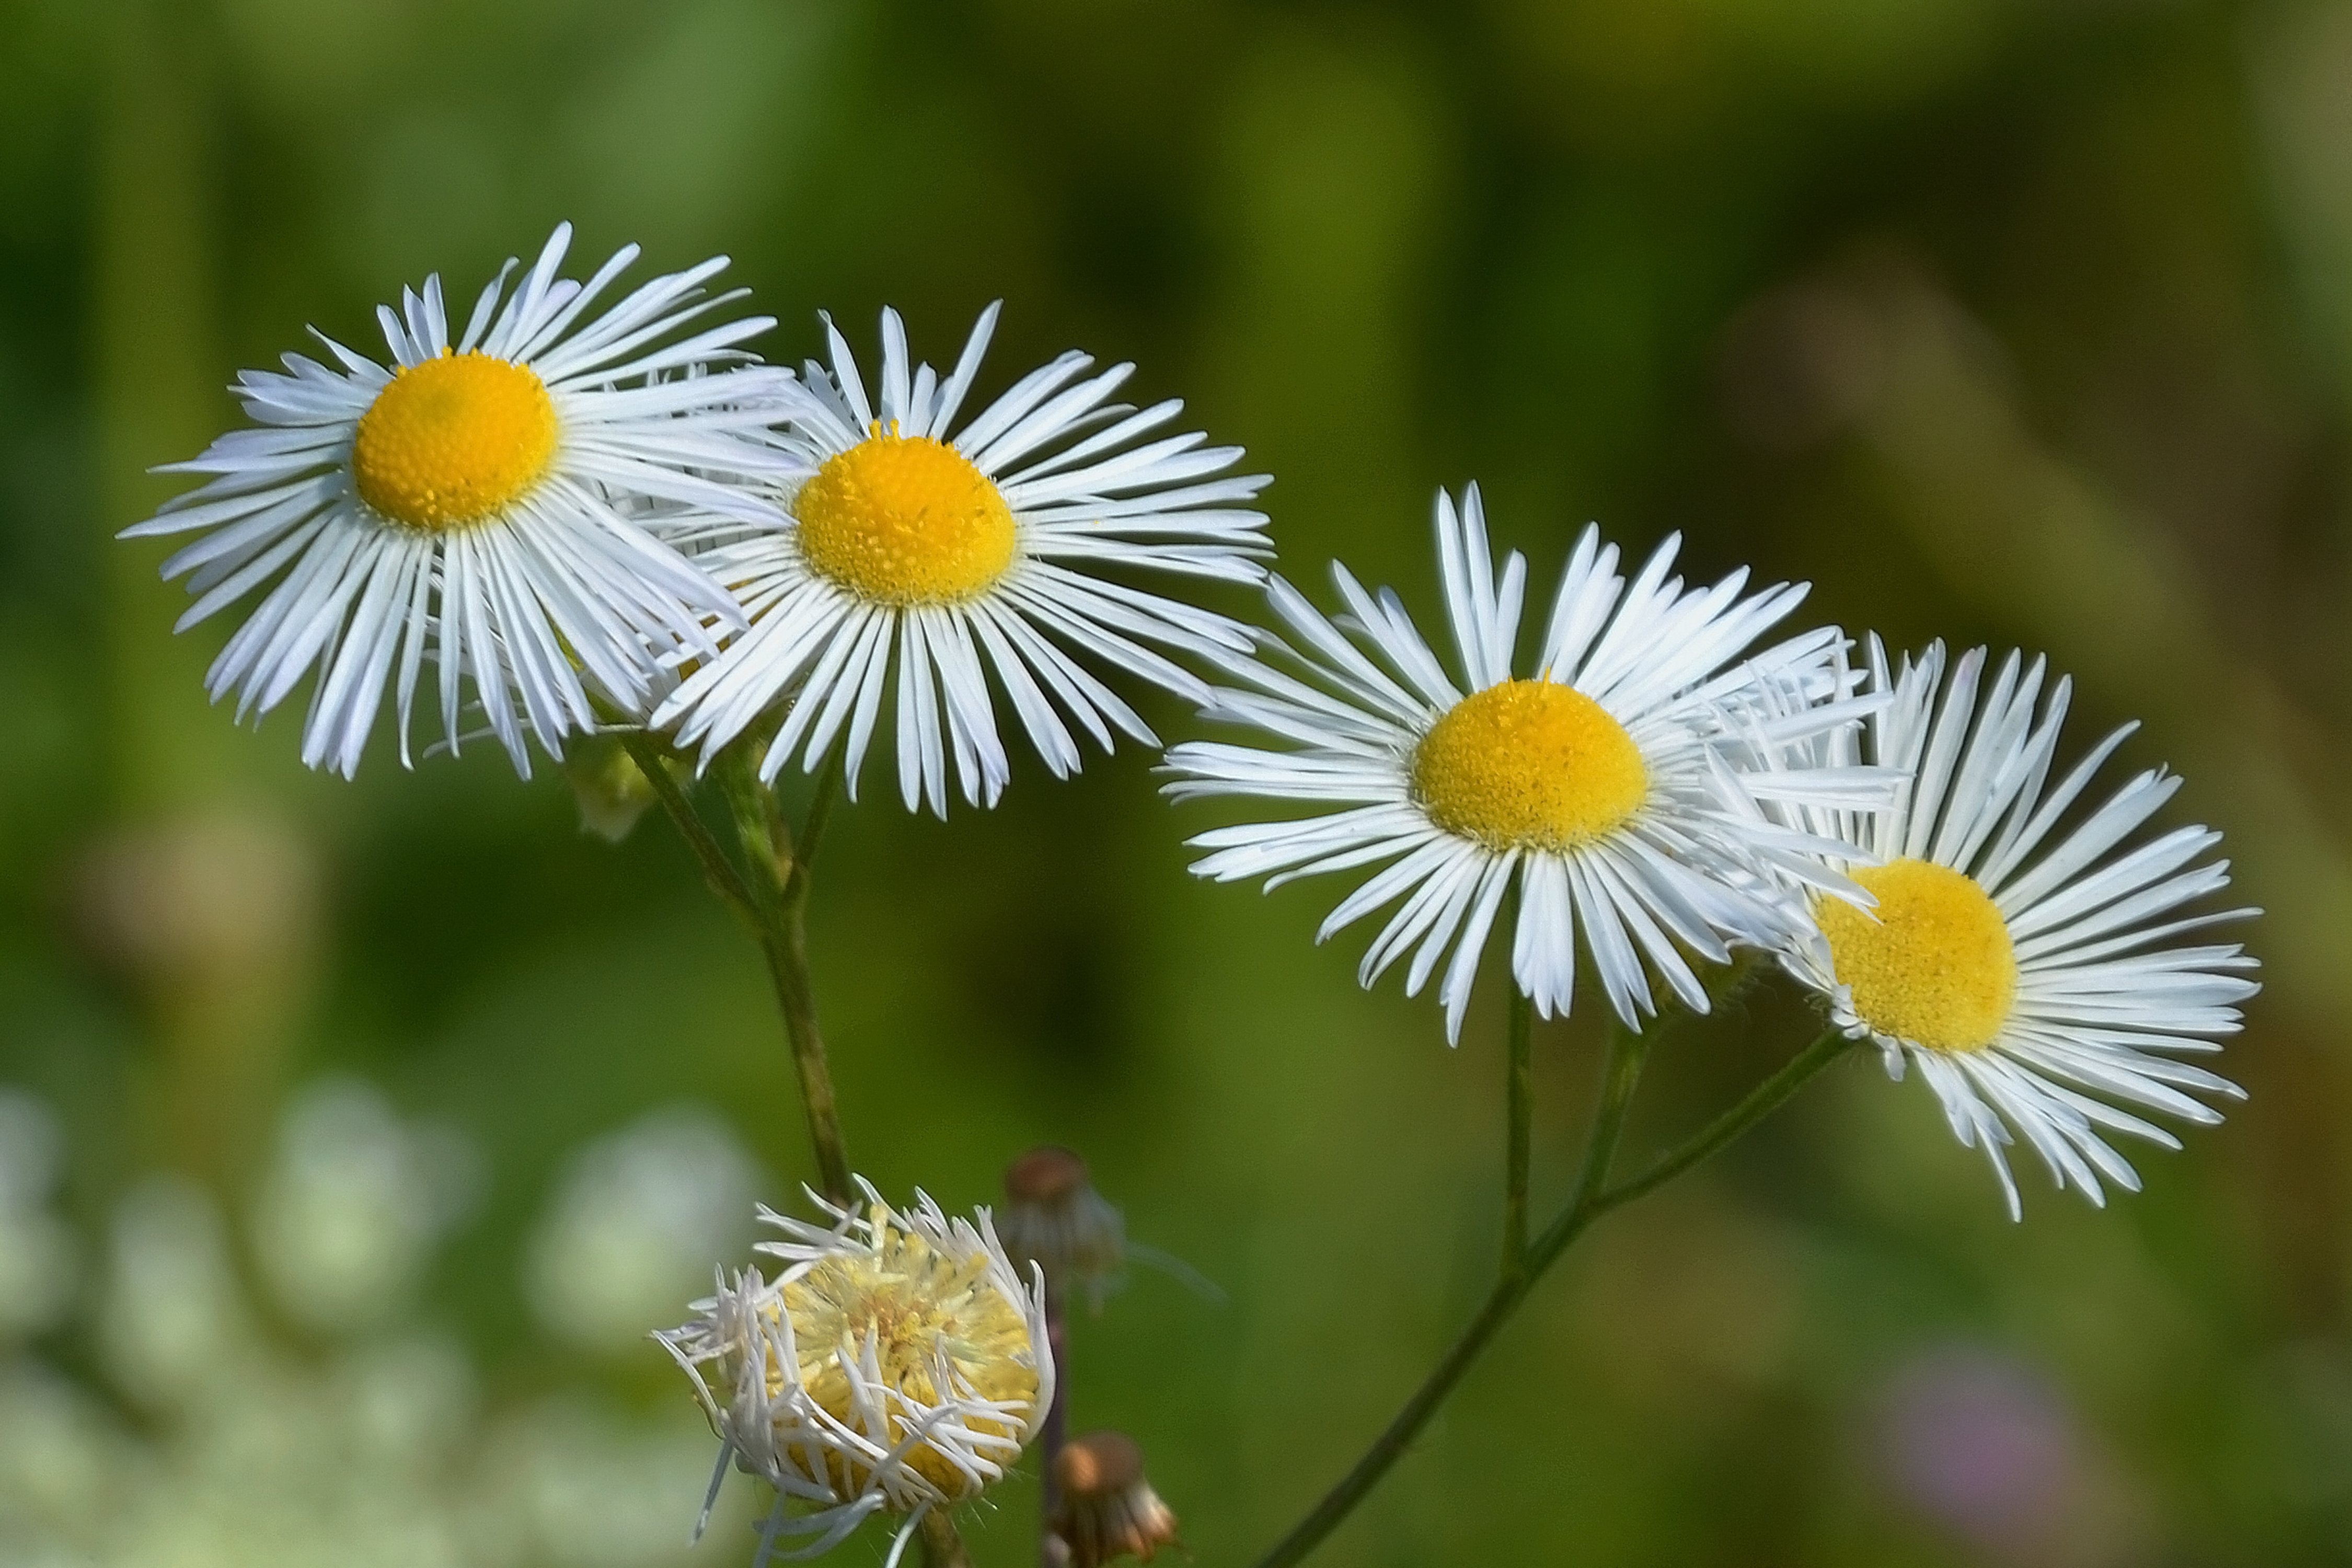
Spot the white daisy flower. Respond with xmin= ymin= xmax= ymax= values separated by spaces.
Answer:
xmin=120 ymin=223 xmax=793 ymax=778
xmin=1771 ymin=639 xmax=2257 ymax=1218
xmin=650 ymin=304 xmax=1271 ymax=814
xmin=1162 ymin=484 xmax=1891 ymax=1042
xmin=658 ymin=1179 xmax=1053 ymax=1567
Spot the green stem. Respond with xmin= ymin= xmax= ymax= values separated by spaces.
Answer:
xmin=788 ymin=747 xmax=846 ymax=909
xmin=1247 ymin=1273 xmax=1530 ymax=1568
xmin=1244 ymin=1025 xmax=1852 ymax=1568
xmin=718 ymin=753 xmax=855 ymax=1205
xmin=1565 ymin=1018 xmax=1650 ymax=1216
xmin=623 ymin=733 xmax=756 ymax=926
xmin=1501 ymin=987 xmax=1534 ymax=1277
xmin=1594 ymin=1029 xmax=1854 ymax=1215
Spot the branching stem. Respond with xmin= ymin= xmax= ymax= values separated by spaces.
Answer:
xmin=1244 ymin=1025 xmax=1854 ymax=1568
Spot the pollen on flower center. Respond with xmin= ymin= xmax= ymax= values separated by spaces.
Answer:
xmin=794 ymin=428 xmax=1018 ymax=606
xmin=775 ymin=1216 xmax=1039 ymax=1496
xmin=352 ymin=350 xmax=558 ymax=531
xmin=1817 ymin=858 xmax=2017 ymax=1052
xmin=1410 ymin=679 xmax=1648 ymax=851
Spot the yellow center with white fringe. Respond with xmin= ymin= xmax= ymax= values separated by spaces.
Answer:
xmin=352 ymin=350 xmax=559 ymax=531
xmin=795 ymin=427 xmax=1019 ymax=605
xmin=774 ymin=1212 xmax=1038 ymax=1499
xmin=1411 ymin=679 xmax=1648 ymax=851
xmin=1818 ymin=857 xmax=2017 ymax=1052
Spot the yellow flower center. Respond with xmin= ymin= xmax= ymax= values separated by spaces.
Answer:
xmin=351 ymin=350 xmax=559 ymax=531
xmin=1411 ymin=680 xmax=1648 ymax=851
xmin=1817 ymin=858 xmax=2018 ymax=1052
xmin=795 ymin=428 xmax=1018 ymax=605
xmin=773 ymin=1215 xmax=1038 ymax=1499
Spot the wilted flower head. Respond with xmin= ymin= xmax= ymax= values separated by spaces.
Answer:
xmin=1050 ymin=1430 xmax=1181 ymax=1568
xmin=999 ymin=1146 xmax=1125 ymax=1308
xmin=658 ymin=1179 xmax=1053 ymax=1562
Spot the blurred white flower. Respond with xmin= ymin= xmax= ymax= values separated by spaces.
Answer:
xmin=252 ymin=1079 xmax=475 ymax=1333
xmin=0 ymin=1092 xmax=77 ymax=1339
xmin=525 ymin=1105 xmax=759 ymax=1353
xmin=498 ymin=1397 xmax=744 ymax=1568
xmin=98 ymin=1178 xmax=249 ymax=1408
xmin=0 ymin=1090 xmax=751 ymax=1568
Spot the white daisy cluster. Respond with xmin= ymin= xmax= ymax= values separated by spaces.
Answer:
xmin=124 ymin=223 xmax=2263 ymax=1561
xmin=129 ymin=246 xmax=1266 ymax=799
xmin=655 ymin=1182 xmax=1051 ymax=1567
xmin=1168 ymin=488 xmax=2255 ymax=1212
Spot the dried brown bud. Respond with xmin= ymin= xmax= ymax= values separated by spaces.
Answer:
xmin=1000 ymin=1146 xmax=1125 ymax=1305
xmin=1050 ymin=1431 xmax=1180 ymax=1567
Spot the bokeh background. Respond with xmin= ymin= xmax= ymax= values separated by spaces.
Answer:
xmin=1 ymin=0 xmax=2347 ymax=1564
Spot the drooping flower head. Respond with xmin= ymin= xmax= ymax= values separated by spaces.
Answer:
xmin=1164 ymin=485 xmax=1890 ymax=1041
xmin=121 ymin=224 xmax=793 ymax=777
xmin=658 ymin=1180 xmax=1053 ymax=1564
xmin=1770 ymin=639 xmax=2257 ymax=1216
xmin=652 ymin=305 xmax=1272 ymax=814
xmin=999 ymin=1144 xmax=1126 ymax=1310
xmin=1050 ymin=1431 xmax=1183 ymax=1568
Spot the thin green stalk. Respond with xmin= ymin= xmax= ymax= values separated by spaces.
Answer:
xmin=1244 ymin=1024 xmax=1852 ymax=1568
xmin=717 ymin=753 xmax=855 ymax=1205
xmin=1502 ymin=986 xmax=1534 ymax=1277
xmin=622 ymin=732 xmax=756 ymax=925
xmin=1594 ymin=1029 xmax=1854 ymax=1215
xmin=1566 ymin=1018 xmax=1651 ymax=1215
xmin=787 ymin=748 xmax=846 ymax=908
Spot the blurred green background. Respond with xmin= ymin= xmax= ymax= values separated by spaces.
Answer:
xmin=2 ymin=0 xmax=2347 ymax=1564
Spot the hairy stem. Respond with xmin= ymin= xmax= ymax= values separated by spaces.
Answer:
xmin=919 ymin=1509 xmax=973 ymax=1568
xmin=1244 ymin=1025 xmax=1852 ymax=1568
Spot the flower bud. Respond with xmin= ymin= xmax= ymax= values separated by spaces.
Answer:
xmin=1000 ymin=1147 xmax=1125 ymax=1309
xmin=1050 ymin=1431 xmax=1180 ymax=1567
xmin=560 ymin=733 xmax=663 ymax=843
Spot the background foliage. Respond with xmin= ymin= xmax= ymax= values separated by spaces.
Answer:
xmin=3 ymin=1 xmax=2349 ymax=1564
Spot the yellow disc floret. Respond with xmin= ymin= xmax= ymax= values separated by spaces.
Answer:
xmin=772 ymin=1209 xmax=1039 ymax=1497
xmin=352 ymin=350 xmax=559 ymax=531
xmin=1817 ymin=858 xmax=2017 ymax=1052
xmin=795 ymin=427 xmax=1018 ymax=605
xmin=1411 ymin=679 xmax=1648 ymax=851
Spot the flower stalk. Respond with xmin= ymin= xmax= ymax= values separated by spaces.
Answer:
xmin=1244 ymin=1024 xmax=1855 ymax=1568
xmin=632 ymin=729 xmax=855 ymax=1206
